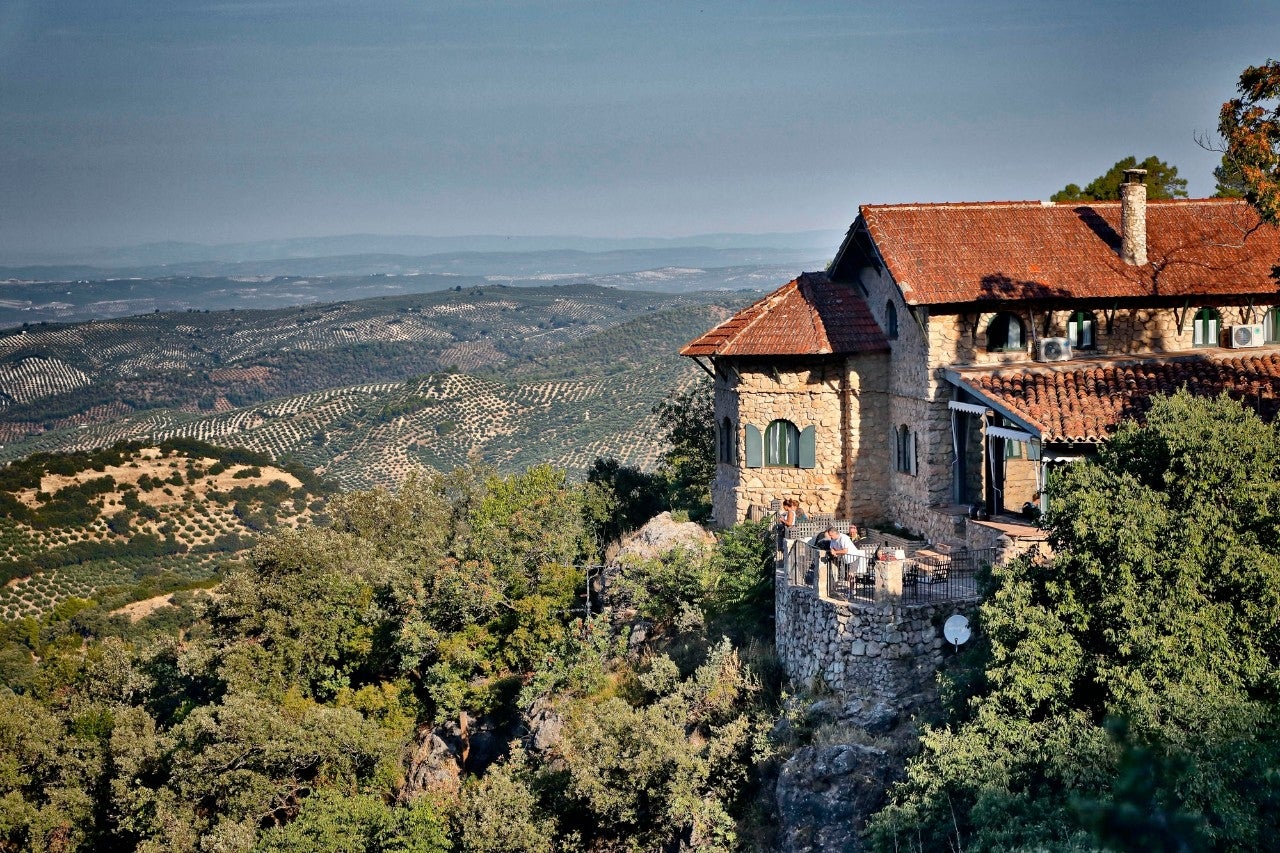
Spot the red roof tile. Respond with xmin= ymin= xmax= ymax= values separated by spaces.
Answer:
xmin=856 ymin=199 xmax=1280 ymax=306
xmin=951 ymin=351 xmax=1280 ymax=442
xmin=680 ymin=272 xmax=889 ymax=358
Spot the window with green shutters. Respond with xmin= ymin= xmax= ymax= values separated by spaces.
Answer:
xmin=718 ymin=416 xmax=734 ymax=464
xmin=986 ymin=312 xmax=1026 ymax=352
xmin=1192 ymin=307 xmax=1220 ymax=347
xmin=1067 ymin=310 xmax=1095 ymax=349
xmin=1268 ymin=307 xmax=1280 ymax=343
xmin=744 ymin=421 xmax=815 ymax=469
xmin=744 ymin=424 xmax=762 ymax=468
xmin=764 ymin=419 xmax=799 ymax=466
xmin=797 ymin=425 xmax=816 ymax=469
xmin=895 ymin=424 xmax=918 ymax=475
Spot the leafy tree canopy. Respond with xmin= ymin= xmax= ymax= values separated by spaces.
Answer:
xmin=653 ymin=379 xmax=715 ymax=520
xmin=1051 ymin=155 xmax=1189 ymax=202
xmin=869 ymin=392 xmax=1280 ymax=852
xmin=0 ymin=452 xmax=784 ymax=852
xmin=1220 ymin=59 xmax=1280 ymax=222
xmin=1213 ymin=152 xmax=1248 ymax=198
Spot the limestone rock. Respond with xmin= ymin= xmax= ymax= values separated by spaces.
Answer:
xmin=525 ymin=697 xmax=564 ymax=753
xmin=775 ymin=743 xmax=896 ymax=853
xmin=609 ymin=511 xmax=715 ymax=563
xmin=401 ymin=729 xmax=462 ymax=800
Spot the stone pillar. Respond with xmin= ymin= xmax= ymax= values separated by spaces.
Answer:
xmin=874 ymin=558 xmax=903 ymax=602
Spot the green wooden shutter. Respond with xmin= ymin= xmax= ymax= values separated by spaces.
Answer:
xmin=798 ymin=425 xmax=816 ymax=469
xmin=744 ymin=424 xmax=762 ymax=468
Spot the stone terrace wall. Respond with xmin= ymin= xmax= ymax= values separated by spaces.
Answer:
xmin=776 ymin=570 xmax=978 ymax=701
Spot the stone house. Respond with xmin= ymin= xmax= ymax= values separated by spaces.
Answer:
xmin=682 ymin=171 xmax=1280 ymax=545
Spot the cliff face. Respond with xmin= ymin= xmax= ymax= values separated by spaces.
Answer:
xmin=776 ymin=741 xmax=896 ymax=853
xmin=771 ymin=564 xmax=979 ymax=850
xmin=771 ymin=690 xmax=942 ymax=852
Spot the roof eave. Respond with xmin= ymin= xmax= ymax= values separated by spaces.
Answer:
xmin=941 ymin=369 xmax=1045 ymax=436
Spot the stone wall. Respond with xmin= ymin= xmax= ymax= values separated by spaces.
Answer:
xmin=856 ymin=265 xmax=950 ymax=535
xmin=776 ymin=569 xmax=978 ymax=701
xmin=711 ymin=353 xmax=890 ymax=528
xmin=927 ymin=302 xmax=1279 ymax=368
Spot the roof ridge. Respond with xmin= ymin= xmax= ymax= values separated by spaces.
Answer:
xmin=860 ymin=197 xmax=1250 ymax=212
xmin=795 ymin=275 xmax=831 ymax=353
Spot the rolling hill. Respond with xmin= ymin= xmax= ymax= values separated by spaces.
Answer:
xmin=0 ymin=283 xmax=752 ymax=489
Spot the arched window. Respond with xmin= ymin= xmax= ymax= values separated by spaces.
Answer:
xmin=894 ymin=424 xmax=918 ymax=475
xmin=1192 ymin=307 xmax=1220 ymax=347
xmin=1267 ymin=306 xmax=1280 ymax=344
xmin=764 ymin=419 xmax=800 ymax=467
xmin=1067 ymin=310 xmax=1095 ymax=349
xmin=719 ymin=416 xmax=734 ymax=464
xmin=986 ymin=312 xmax=1025 ymax=352
xmin=885 ymin=301 xmax=899 ymax=339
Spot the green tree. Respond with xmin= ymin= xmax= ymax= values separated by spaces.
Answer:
xmin=654 ymin=379 xmax=715 ymax=520
xmin=253 ymin=789 xmax=449 ymax=853
xmin=1220 ymin=59 xmax=1280 ymax=223
xmin=1051 ymin=155 xmax=1189 ymax=202
xmin=1212 ymin=152 xmax=1248 ymax=198
xmin=544 ymin=640 xmax=763 ymax=852
xmin=868 ymin=392 xmax=1280 ymax=852
xmin=0 ymin=690 xmax=101 ymax=852
xmin=584 ymin=456 xmax=668 ymax=547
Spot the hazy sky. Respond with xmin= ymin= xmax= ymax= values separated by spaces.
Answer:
xmin=1 ymin=0 xmax=1277 ymax=252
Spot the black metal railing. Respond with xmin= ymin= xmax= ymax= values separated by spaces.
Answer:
xmin=781 ymin=537 xmax=994 ymax=605
xmin=899 ymin=547 xmax=995 ymax=602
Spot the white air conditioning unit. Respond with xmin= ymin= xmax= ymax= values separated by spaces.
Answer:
xmin=1036 ymin=337 xmax=1073 ymax=362
xmin=1228 ymin=323 xmax=1266 ymax=348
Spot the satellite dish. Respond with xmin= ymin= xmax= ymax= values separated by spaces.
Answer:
xmin=943 ymin=614 xmax=971 ymax=649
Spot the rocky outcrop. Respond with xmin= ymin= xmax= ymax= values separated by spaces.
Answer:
xmin=775 ymin=741 xmax=896 ymax=853
xmin=524 ymin=696 xmax=564 ymax=754
xmin=609 ymin=511 xmax=715 ymax=564
xmin=401 ymin=729 xmax=462 ymax=800
xmin=401 ymin=713 xmax=509 ymax=801
xmin=770 ymin=692 xmax=936 ymax=851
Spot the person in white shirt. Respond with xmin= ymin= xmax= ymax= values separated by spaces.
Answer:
xmin=827 ymin=524 xmax=868 ymax=582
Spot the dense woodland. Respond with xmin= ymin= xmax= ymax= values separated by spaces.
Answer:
xmin=1 ymin=389 xmax=1278 ymax=852
xmin=0 ymin=429 xmax=784 ymax=852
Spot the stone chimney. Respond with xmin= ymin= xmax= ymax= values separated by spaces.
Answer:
xmin=1120 ymin=168 xmax=1147 ymax=266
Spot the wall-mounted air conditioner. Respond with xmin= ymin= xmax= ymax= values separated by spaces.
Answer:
xmin=1228 ymin=323 xmax=1266 ymax=348
xmin=1036 ymin=337 xmax=1072 ymax=362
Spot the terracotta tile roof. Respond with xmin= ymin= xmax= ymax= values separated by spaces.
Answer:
xmin=950 ymin=351 xmax=1280 ymax=443
xmin=680 ymin=271 xmax=889 ymax=358
xmin=856 ymin=199 xmax=1280 ymax=306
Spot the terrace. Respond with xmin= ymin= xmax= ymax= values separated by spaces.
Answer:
xmin=776 ymin=516 xmax=997 ymax=606
xmin=772 ymin=516 xmax=1010 ymax=702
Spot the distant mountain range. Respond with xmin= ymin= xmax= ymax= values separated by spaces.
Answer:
xmin=0 ymin=263 xmax=803 ymax=329
xmin=0 ymin=230 xmax=842 ymax=278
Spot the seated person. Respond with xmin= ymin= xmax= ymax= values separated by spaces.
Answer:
xmin=827 ymin=524 xmax=868 ymax=581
